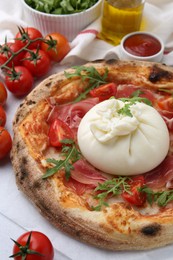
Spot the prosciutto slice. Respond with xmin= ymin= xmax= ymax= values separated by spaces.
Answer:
xmin=115 ymin=84 xmax=155 ymax=103
xmin=47 ymin=97 xmax=99 ymax=135
xmin=63 ymin=178 xmax=92 ymax=196
xmin=71 ymin=159 xmax=107 ymax=185
xmin=63 ymin=159 xmax=107 ymax=195
xmin=144 ymin=155 xmax=173 ymax=189
xmin=159 ymin=109 xmax=173 ymax=131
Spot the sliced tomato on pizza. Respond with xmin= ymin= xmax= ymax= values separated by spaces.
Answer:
xmin=89 ymin=82 xmax=117 ymax=101
xmin=122 ymin=176 xmax=146 ymax=206
xmin=48 ymin=119 xmax=74 ymax=147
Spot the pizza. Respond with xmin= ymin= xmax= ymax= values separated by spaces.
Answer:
xmin=11 ymin=59 xmax=173 ymax=251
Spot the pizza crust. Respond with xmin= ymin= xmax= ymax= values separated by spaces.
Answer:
xmin=11 ymin=60 xmax=173 ymax=250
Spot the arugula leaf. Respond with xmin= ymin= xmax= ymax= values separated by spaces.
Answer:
xmin=64 ymin=66 xmax=109 ymax=102
xmin=139 ymin=186 xmax=173 ymax=207
xmin=118 ymin=102 xmax=134 ymax=117
xmin=118 ymin=94 xmax=152 ymax=117
xmin=92 ymin=197 xmax=109 ymax=212
xmin=42 ymin=139 xmax=81 ymax=180
xmin=92 ymin=177 xmax=131 ymax=211
xmin=93 ymin=176 xmax=173 ymax=211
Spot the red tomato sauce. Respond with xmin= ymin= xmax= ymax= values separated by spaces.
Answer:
xmin=123 ymin=34 xmax=162 ymax=57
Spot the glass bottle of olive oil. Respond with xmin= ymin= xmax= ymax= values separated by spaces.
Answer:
xmin=99 ymin=0 xmax=145 ymax=45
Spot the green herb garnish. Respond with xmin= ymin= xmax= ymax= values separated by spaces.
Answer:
xmin=25 ymin=0 xmax=99 ymax=15
xmin=93 ymin=177 xmax=173 ymax=211
xmin=118 ymin=91 xmax=152 ymax=117
xmin=130 ymin=89 xmax=153 ymax=106
xmin=92 ymin=177 xmax=131 ymax=211
xmin=42 ymin=139 xmax=81 ymax=180
xmin=64 ymin=65 xmax=109 ymax=102
xmin=139 ymin=186 xmax=173 ymax=207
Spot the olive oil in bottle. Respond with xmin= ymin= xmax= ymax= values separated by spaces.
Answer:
xmin=99 ymin=0 xmax=145 ymax=45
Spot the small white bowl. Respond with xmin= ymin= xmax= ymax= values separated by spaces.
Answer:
xmin=21 ymin=0 xmax=103 ymax=42
xmin=120 ymin=32 xmax=164 ymax=62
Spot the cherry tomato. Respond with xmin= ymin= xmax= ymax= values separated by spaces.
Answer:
xmin=23 ymin=49 xmax=51 ymax=77
xmin=122 ymin=176 xmax=146 ymax=206
xmin=49 ymin=118 xmax=74 ymax=147
xmin=11 ymin=231 xmax=54 ymax=260
xmin=0 ymin=127 xmax=12 ymax=159
xmin=5 ymin=66 xmax=34 ymax=96
xmin=89 ymin=83 xmax=117 ymax=101
xmin=0 ymin=42 xmax=25 ymax=67
xmin=15 ymin=27 xmax=43 ymax=50
xmin=0 ymin=82 xmax=7 ymax=105
xmin=41 ymin=33 xmax=70 ymax=62
xmin=0 ymin=105 xmax=6 ymax=126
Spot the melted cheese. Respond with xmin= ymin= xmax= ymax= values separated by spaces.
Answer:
xmin=77 ymin=99 xmax=169 ymax=176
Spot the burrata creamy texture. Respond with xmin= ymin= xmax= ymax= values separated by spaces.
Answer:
xmin=77 ymin=99 xmax=170 ymax=176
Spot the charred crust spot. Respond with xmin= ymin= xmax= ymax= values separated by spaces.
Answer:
xmin=33 ymin=179 xmax=42 ymax=189
xmin=21 ymin=157 xmax=28 ymax=166
xmin=19 ymin=103 xmax=24 ymax=108
xmin=75 ymin=230 xmax=82 ymax=238
xmin=15 ymin=114 xmax=20 ymax=124
xmin=18 ymin=157 xmax=29 ymax=182
xmin=149 ymin=65 xmax=173 ymax=83
xmin=26 ymin=99 xmax=36 ymax=106
xmin=37 ymin=199 xmax=50 ymax=212
xmin=18 ymin=170 xmax=28 ymax=184
xmin=45 ymin=81 xmax=52 ymax=87
xmin=16 ymin=142 xmax=20 ymax=150
xmin=141 ymin=223 xmax=161 ymax=236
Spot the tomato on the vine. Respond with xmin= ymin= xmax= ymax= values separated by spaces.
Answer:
xmin=5 ymin=66 xmax=34 ymax=96
xmin=0 ymin=42 xmax=25 ymax=67
xmin=41 ymin=32 xmax=70 ymax=62
xmin=0 ymin=126 xmax=12 ymax=159
xmin=11 ymin=231 xmax=54 ymax=260
xmin=0 ymin=105 xmax=6 ymax=126
xmin=15 ymin=27 xmax=43 ymax=50
xmin=48 ymin=118 xmax=74 ymax=147
xmin=23 ymin=49 xmax=51 ymax=77
xmin=0 ymin=82 xmax=7 ymax=105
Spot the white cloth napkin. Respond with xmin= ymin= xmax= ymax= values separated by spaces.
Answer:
xmin=0 ymin=0 xmax=27 ymax=42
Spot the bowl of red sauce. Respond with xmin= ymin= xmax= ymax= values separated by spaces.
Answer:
xmin=120 ymin=32 xmax=164 ymax=62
